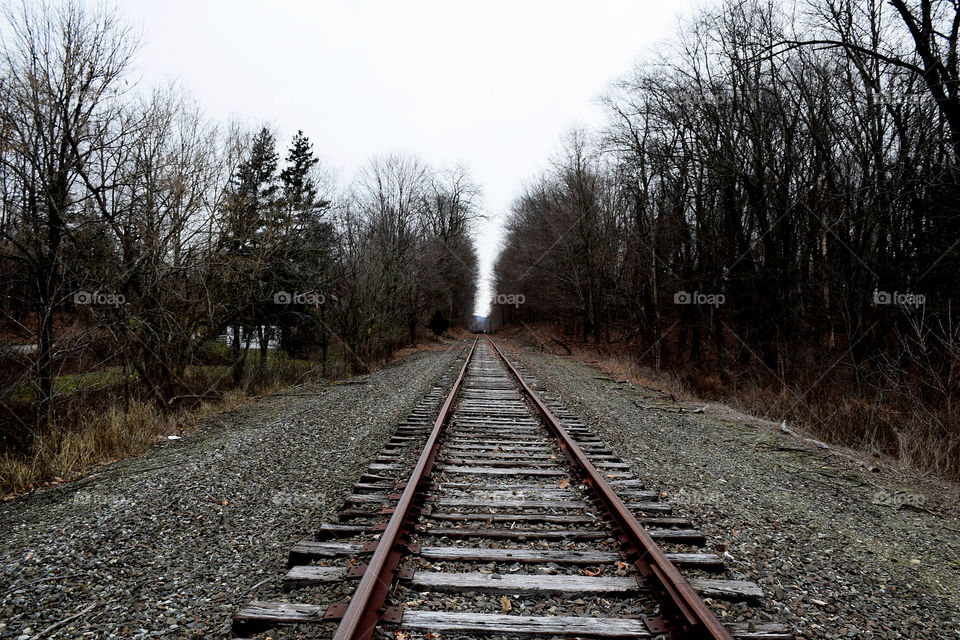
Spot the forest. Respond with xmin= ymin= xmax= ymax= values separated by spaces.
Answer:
xmin=492 ymin=0 xmax=960 ymax=480
xmin=0 ymin=2 xmax=479 ymax=491
xmin=5 ymin=0 xmax=960 ymax=493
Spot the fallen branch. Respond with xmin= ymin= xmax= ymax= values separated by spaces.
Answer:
xmin=2 ymin=573 xmax=82 ymax=597
xmin=779 ymin=427 xmax=872 ymax=471
xmin=549 ymin=336 xmax=571 ymax=355
xmin=246 ymin=577 xmax=272 ymax=593
xmin=33 ymin=601 xmax=98 ymax=639
xmin=778 ymin=420 xmax=831 ymax=450
xmin=635 ymin=402 xmax=706 ymax=414
xmin=166 ymin=393 xmax=221 ymax=406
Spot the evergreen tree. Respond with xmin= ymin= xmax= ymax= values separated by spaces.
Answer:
xmin=275 ymin=131 xmax=336 ymax=363
xmin=280 ymin=130 xmax=324 ymax=219
xmin=222 ymin=126 xmax=280 ymax=384
xmin=227 ymin=127 xmax=280 ymax=249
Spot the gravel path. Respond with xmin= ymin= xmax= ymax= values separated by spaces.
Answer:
xmin=0 ymin=342 xmax=465 ymax=640
xmin=501 ymin=342 xmax=960 ymax=640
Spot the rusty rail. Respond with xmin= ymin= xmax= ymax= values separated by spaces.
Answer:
xmin=331 ymin=336 xmax=479 ymax=640
xmin=486 ymin=337 xmax=734 ymax=640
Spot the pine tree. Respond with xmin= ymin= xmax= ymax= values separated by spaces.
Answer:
xmin=280 ymin=130 xmax=323 ymax=219
xmin=275 ymin=131 xmax=335 ymax=369
xmin=227 ymin=127 xmax=280 ymax=249
xmin=222 ymin=126 xmax=280 ymax=384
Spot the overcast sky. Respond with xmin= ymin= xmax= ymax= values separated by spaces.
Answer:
xmin=119 ymin=0 xmax=701 ymax=316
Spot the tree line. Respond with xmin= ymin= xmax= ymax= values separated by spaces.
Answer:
xmin=0 ymin=1 xmax=479 ymax=456
xmin=492 ymin=0 xmax=960 ymax=479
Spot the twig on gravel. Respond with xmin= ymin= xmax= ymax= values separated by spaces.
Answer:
xmin=795 ymin=470 xmax=848 ymax=491
xmin=779 ymin=421 xmax=832 ymax=451
xmin=3 ymin=573 xmax=83 ymax=597
xmin=634 ymin=401 xmax=706 ymax=414
xmin=32 ymin=601 xmax=98 ymax=639
xmin=903 ymin=504 xmax=941 ymax=516
xmin=761 ymin=445 xmax=815 ymax=454
xmin=548 ymin=336 xmax=572 ymax=354
xmin=635 ymin=403 xmax=681 ymax=412
xmin=274 ymin=392 xmax=326 ymax=397
xmin=246 ymin=577 xmax=272 ymax=593
xmin=638 ymin=384 xmax=666 ymax=394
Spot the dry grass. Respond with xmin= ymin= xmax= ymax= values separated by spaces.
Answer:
xmin=0 ymin=391 xmax=256 ymax=498
xmin=502 ymin=324 xmax=960 ymax=483
xmin=1 ymin=336 xmax=445 ymax=498
xmin=1 ymin=401 xmax=168 ymax=495
xmin=570 ymin=344 xmax=694 ymax=398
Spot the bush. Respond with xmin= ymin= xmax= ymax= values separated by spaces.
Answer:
xmin=428 ymin=311 xmax=450 ymax=336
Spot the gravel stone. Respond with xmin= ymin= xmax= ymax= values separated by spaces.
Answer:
xmin=502 ymin=342 xmax=960 ymax=640
xmin=0 ymin=343 xmax=464 ymax=639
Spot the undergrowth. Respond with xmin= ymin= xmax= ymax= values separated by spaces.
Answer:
xmin=505 ymin=326 xmax=960 ymax=483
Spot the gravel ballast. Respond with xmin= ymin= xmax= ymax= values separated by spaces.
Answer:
xmin=0 ymin=342 xmax=465 ymax=639
xmin=5 ymin=336 xmax=957 ymax=640
xmin=503 ymin=342 xmax=960 ymax=640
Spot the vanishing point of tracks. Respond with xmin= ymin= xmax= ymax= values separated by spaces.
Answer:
xmin=232 ymin=338 xmax=792 ymax=640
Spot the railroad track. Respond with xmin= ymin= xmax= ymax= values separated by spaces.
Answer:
xmin=233 ymin=337 xmax=792 ymax=639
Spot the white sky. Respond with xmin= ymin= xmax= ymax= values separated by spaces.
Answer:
xmin=118 ymin=0 xmax=702 ymax=316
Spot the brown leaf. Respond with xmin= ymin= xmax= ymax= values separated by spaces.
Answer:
xmin=616 ymin=560 xmax=629 ymax=571
xmin=394 ymin=631 xmax=409 ymax=640
xmin=221 ymin=498 xmax=229 ymax=506
xmin=500 ymin=595 xmax=512 ymax=612
xmin=558 ymin=478 xmax=570 ymax=489
xmin=583 ymin=567 xmax=600 ymax=576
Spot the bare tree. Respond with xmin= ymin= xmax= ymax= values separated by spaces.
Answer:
xmin=0 ymin=0 xmax=137 ymax=427
xmin=493 ymin=0 xmax=960 ymax=477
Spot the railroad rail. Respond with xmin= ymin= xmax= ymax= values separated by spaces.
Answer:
xmin=233 ymin=337 xmax=792 ymax=639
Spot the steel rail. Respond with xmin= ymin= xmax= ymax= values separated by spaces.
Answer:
xmin=486 ymin=336 xmax=734 ymax=640
xmin=331 ymin=336 xmax=479 ymax=640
